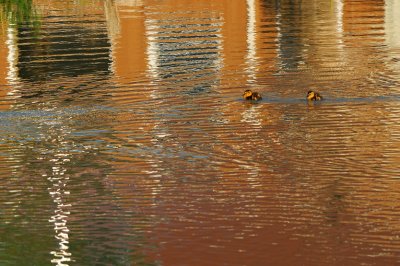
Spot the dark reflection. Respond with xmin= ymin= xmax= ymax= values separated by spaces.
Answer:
xmin=2 ymin=2 xmax=115 ymax=107
xmin=276 ymin=0 xmax=304 ymax=70
xmin=146 ymin=11 xmax=222 ymax=93
xmin=16 ymin=22 xmax=111 ymax=82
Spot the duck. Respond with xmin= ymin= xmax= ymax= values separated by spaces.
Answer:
xmin=251 ymin=92 xmax=262 ymax=101
xmin=307 ymin=90 xmax=323 ymax=101
xmin=243 ymin=90 xmax=253 ymax=100
xmin=243 ymin=90 xmax=262 ymax=101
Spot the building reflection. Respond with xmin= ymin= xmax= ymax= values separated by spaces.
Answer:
xmin=106 ymin=0 xmax=270 ymax=201
xmin=104 ymin=0 xmax=400 ymax=264
xmin=105 ymin=0 xmax=278 ymax=264
xmin=0 ymin=1 xmax=118 ymax=265
xmin=385 ymin=0 xmax=400 ymax=49
xmin=1 ymin=0 xmax=400 ymax=264
xmin=276 ymin=0 xmax=304 ymax=70
xmin=0 ymin=0 xmax=112 ymax=104
xmin=385 ymin=0 xmax=400 ymax=72
xmin=104 ymin=0 xmax=147 ymax=82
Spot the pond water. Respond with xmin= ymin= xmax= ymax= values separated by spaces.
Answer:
xmin=1 ymin=0 xmax=400 ymax=265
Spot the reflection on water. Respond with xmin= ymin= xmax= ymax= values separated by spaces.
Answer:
xmin=0 ymin=0 xmax=39 ymax=27
xmin=41 ymin=123 xmax=73 ymax=266
xmin=1 ymin=0 xmax=400 ymax=265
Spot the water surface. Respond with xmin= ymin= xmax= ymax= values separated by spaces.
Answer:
xmin=1 ymin=0 xmax=400 ymax=265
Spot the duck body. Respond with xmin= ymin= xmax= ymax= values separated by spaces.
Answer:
xmin=307 ymin=90 xmax=323 ymax=101
xmin=243 ymin=90 xmax=262 ymax=101
xmin=251 ymin=92 xmax=262 ymax=101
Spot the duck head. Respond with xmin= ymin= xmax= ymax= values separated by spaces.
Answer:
xmin=307 ymin=90 xmax=322 ymax=101
xmin=243 ymin=90 xmax=253 ymax=100
xmin=307 ymin=90 xmax=316 ymax=100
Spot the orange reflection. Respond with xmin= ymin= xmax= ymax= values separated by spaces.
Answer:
xmin=107 ymin=1 xmax=147 ymax=82
xmin=105 ymin=1 xmax=284 ymax=265
xmin=1 ymin=0 xmax=397 ymax=264
xmin=220 ymin=0 xmax=248 ymax=90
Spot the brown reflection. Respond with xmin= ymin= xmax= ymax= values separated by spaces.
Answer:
xmin=268 ymin=0 xmax=391 ymax=98
xmin=254 ymin=0 xmax=278 ymax=83
xmin=105 ymin=2 xmax=284 ymax=265
xmin=2 ymin=0 xmax=400 ymax=265
xmin=219 ymin=0 xmax=279 ymax=94
xmin=343 ymin=0 xmax=385 ymax=42
xmin=104 ymin=1 xmax=156 ymax=228
xmin=106 ymin=0 xmax=148 ymax=81
xmin=104 ymin=1 xmax=400 ymax=265
xmin=220 ymin=0 xmax=248 ymax=90
xmin=298 ymin=101 xmax=400 ymax=263
xmin=340 ymin=0 xmax=386 ymax=82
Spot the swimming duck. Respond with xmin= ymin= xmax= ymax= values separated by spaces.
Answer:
xmin=307 ymin=90 xmax=323 ymax=101
xmin=243 ymin=90 xmax=262 ymax=101
xmin=251 ymin=92 xmax=262 ymax=101
xmin=243 ymin=90 xmax=253 ymax=100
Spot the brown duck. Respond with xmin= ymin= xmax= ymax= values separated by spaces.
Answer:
xmin=307 ymin=90 xmax=323 ymax=101
xmin=243 ymin=90 xmax=262 ymax=101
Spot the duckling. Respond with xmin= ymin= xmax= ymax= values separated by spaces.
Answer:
xmin=251 ymin=92 xmax=262 ymax=101
xmin=307 ymin=90 xmax=323 ymax=101
xmin=243 ymin=90 xmax=253 ymax=100
xmin=243 ymin=90 xmax=262 ymax=101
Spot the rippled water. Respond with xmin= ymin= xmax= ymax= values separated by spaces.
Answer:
xmin=1 ymin=0 xmax=400 ymax=265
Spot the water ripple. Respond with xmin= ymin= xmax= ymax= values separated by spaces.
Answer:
xmin=1 ymin=0 xmax=400 ymax=265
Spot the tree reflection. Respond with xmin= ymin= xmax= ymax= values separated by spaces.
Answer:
xmin=0 ymin=0 xmax=40 ymax=28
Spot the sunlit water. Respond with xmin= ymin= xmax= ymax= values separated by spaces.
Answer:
xmin=1 ymin=0 xmax=400 ymax=265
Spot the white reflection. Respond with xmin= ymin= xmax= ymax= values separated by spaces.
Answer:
xmin=145 ymin=22 xmax=160 ymax=83
xmin=246 ymin=0 xmax=257 ymax=82
xmin=46 ymin=130 xmax=72 ymax=266
xmin=241 ymin=105 xmax=262 ymax=127
xmin=385 ymin=0 xmax=400 ymax=72
xmin=115 ymin=0 xmax=143 ymax=6
xmin=335 ymin=0 xmax=344 ymax=50
xmin=275 ymin=3 xmax=283 ymax=70
xmin=6 ymin=25 xmax=19 ymax=87
xmin=104 ymin=0 xmax=120 ymax=75
xmin=335 ymin=0 xmax=344 ymax=34
xmin=385 ymin=0 xmax=400 ymax=49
